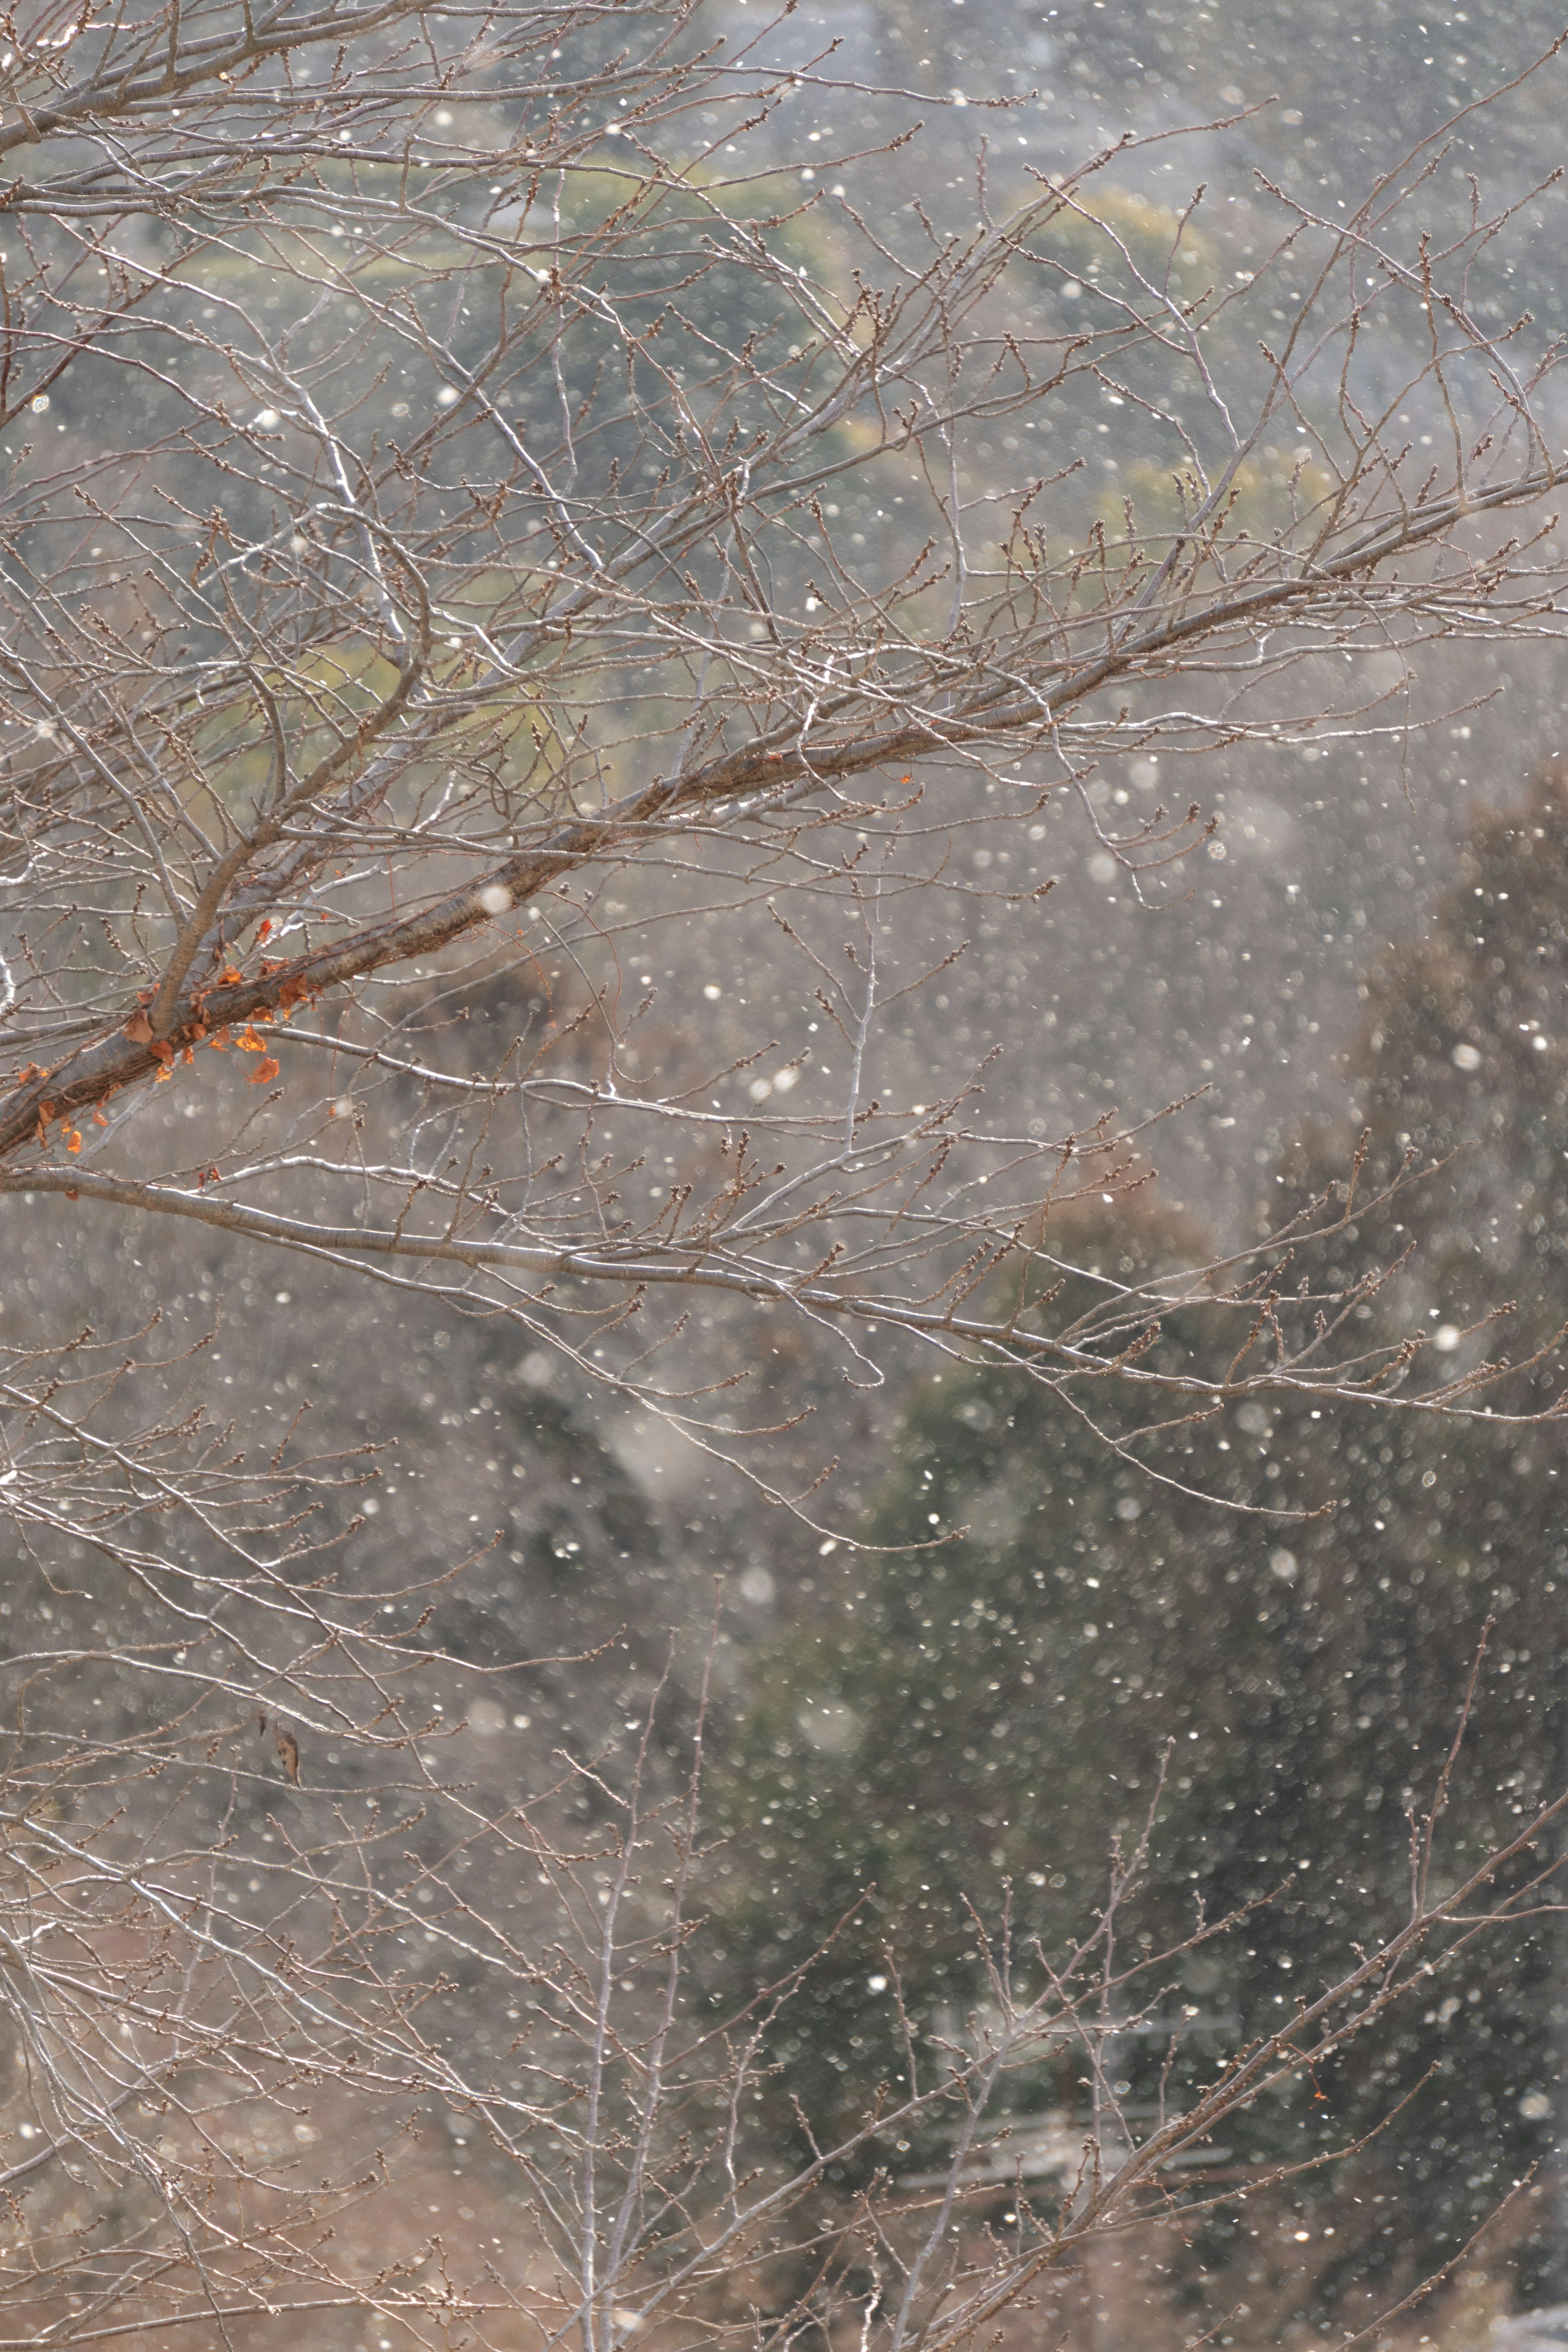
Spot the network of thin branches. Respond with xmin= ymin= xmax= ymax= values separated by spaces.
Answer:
xmin=0 ymin=1 xmax=1564 ymax=2341
xmin=0 ymin=1552 xmax=1556 ymax=2352
xmin=0 ymin=0 xmax=1563 ymax=1510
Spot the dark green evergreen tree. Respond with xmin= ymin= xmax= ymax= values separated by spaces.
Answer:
xmin=710 ymin=767 xmax=1568 ymax=2283
xmin=706 ymin=1196 xmax=1282 ymax=2167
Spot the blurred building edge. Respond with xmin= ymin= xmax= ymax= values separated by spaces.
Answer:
xmin=1491 ymin=2308 xmax=1568 ymax=2352
xmin=898 ymin=2107 xmax=1229 ymax=2191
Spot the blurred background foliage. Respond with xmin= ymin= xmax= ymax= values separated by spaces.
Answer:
xmin=704 ymin=750 xmax=1568 ymax=2289
xmin=13 ymin=0 xmax=1568 ymax=2335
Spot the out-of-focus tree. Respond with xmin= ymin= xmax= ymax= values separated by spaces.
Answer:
xmin=704 ymin=1194 xmax=1238 ymax=2151
xmin=708 ymin=755 xmax=1568 ymax=2297
xmin=1230 ymin=751 xmax=1568 ymax=2290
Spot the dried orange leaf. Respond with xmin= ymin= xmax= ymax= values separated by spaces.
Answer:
xmin=248 ymin=1055 xmax=281 ymax=1086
